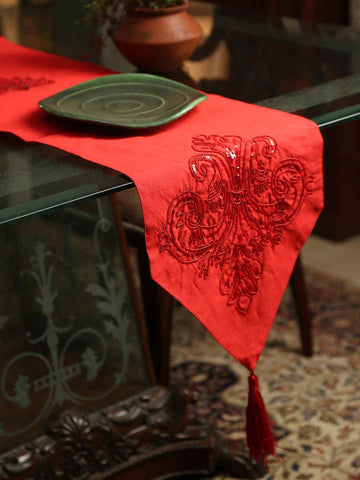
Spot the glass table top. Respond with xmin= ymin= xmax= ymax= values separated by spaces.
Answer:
xmin=187 ymin=2 xmax=360 ymax=129
xmin=1 ymin=0 xmax=360 ymax=225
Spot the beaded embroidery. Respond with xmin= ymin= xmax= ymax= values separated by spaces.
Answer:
xmin=0 ymin=76 xmax=54 ymax=95
xmin=159 ymin=135 xmax=312 ymax=314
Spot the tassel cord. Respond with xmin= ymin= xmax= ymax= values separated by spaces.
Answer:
xmin=246 ymin=372 xmax=276 ymax=469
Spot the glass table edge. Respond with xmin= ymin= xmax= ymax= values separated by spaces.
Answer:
xmin=2 ymin=100 xmax=360 ymax=227
xmin=0 ymin=174 xmax=134 ymax=228
xmin=312 ymin=104 xmax=360 ymax=130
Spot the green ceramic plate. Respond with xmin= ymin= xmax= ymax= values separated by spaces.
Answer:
xmin=38 ymin=73 xmax=207 ymax=129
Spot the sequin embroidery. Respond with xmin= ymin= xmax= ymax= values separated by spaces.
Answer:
xmin=159 ymin=135 xmax=312 ymax=314
xmin=0 ymin=76 xmax=54 ymax=95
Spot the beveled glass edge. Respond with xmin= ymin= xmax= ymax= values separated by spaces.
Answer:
xmin=0 ymin=175 xmax=133 ymax=227
xmin=314 ymin=104 xmax=360 ymax=130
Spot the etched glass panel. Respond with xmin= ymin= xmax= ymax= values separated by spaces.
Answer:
xmin=0 ymin=197 xmax=149 ymax=453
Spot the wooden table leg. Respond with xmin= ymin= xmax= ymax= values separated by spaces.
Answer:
xmin=289 ymin=253 xmax=313 ymax=357
xmin=123 ymin=221 xmax=174 ymax=386
xmin=137 ymin=245 xmax=174 ymax=386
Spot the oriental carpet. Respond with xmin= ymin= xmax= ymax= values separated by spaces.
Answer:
xmin=170 ymin=270 xmax=360 ymax=480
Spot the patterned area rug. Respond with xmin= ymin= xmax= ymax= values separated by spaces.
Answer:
xmin=170 ymin=270 xmax=360 ymax=480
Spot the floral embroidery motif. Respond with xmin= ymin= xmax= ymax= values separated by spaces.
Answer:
xmin=159 ymin=135 xmax=312 ymax=314
xmin=0 ymin=76 xmax=54 ymax=95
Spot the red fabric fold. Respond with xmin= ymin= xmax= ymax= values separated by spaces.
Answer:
xmin=1 ymin=37 xmax=323 ymax=376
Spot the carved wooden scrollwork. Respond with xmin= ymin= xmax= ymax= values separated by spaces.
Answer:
xmin=0 ymin=385 xmax=265 ymax=479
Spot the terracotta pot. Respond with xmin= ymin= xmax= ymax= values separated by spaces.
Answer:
xmin=112 ymin=1 xmax=203 ymax=72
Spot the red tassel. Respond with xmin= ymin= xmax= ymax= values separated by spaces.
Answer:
xmin=246 ymin=372 xmax=276 ymax=468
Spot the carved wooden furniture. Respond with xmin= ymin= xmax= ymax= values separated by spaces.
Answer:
xmin=0 ymin=385 xmax=265 ymax=480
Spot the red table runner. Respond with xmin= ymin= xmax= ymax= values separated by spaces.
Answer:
xmin=0 ymin=37 xmax=323 ymax=464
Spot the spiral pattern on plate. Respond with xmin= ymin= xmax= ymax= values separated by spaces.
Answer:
xmin=39 ymin=74 xmax=207 ymax=129
xmin=57 ymin=82 xmax=188 ymax=125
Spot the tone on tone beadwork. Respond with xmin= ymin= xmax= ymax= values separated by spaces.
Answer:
xmin=0 ymin=77 xmax=54 ymax=94
xmin=159 ymin=135 xmax=311 ymax=314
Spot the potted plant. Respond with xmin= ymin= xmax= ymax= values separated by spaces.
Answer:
xmin=83 ymin=0 xmax=203 ymax=72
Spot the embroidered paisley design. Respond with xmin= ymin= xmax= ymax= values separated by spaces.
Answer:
xmin=0 ymin=76 xmax=54 ymax=95
xmin=159 ymin=135 xmax=312 ymax=314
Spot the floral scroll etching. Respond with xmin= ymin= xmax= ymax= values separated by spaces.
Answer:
xmin=0 ymin=199 xmax=145 ymax=447
xmin=159 ymin=135 xmax=312 ymax=314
